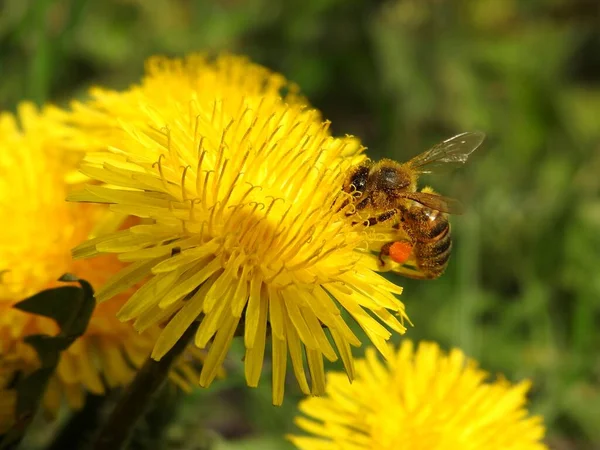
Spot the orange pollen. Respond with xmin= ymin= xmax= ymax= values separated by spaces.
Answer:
xmin=388 ymin=241 xmax=413 ymax=264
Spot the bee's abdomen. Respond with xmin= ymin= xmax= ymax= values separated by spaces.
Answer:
xmin=415 ymin=217 xmax=452 ymax=279
xmin=424 ymin=214 xmax=449 ymax=239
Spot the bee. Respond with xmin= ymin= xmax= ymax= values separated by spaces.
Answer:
xmin=343 ymin=131 xmax=485 ymax=279
xmin=379 ymin=197 xmax=452 ymax=279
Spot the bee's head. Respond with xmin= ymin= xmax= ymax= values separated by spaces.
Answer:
xmin=343 ymin=164 xmax=370 ymax=197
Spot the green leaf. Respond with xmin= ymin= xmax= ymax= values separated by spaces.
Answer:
xmin=13 ymin=274 xmax=95 ymax=345
xmin=0 ymin=275 xmax=96 ymax=449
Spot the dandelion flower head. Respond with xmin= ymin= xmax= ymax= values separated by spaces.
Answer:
xmin=67 ymin=54 xmax=409 ymax=404
xmin=289 ymin=340 xmax=547 ymax=450
xmin=0 ymin=103 xmax=157 ymax=416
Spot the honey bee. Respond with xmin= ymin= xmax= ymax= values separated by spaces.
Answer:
xmin=379 ymin=196 xmax=452 ymax=279
xmin=343 ymin=131 xmax=485 ymax=279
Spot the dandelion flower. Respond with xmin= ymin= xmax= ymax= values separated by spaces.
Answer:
xmin=0 ymin=104 xmax=158 ymax=417
xmin=67 ymin=54 xmax=408 ymax=404
xmin=289 ymin=340 xmax=547 ymax=450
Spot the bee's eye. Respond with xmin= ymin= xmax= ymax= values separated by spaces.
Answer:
xmin=348 ymin=166 xmax=369 ymax=193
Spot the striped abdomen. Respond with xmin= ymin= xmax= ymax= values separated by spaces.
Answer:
xmin=406 ymin=206 xmax=452 ymax=279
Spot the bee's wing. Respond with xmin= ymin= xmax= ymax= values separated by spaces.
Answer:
xmin=407 ymin=131 xmax=485 ymax=174
xmin=400 ymin=192 xmax=464 ymax=215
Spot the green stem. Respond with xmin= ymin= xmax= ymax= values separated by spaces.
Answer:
xmin=91 ymin=323 xmax=198 ymax=450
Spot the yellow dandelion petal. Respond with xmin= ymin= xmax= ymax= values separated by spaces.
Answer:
xmin=289 ymin=340 xmax=548 ymax=450
xmin=66 ymin=53 xmax=407 ymax=404
xmin=153 ymin=280 xmax=211 ymax=358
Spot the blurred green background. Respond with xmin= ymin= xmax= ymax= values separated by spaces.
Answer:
xmin=2 ymin=0 xmax=600 ymax=449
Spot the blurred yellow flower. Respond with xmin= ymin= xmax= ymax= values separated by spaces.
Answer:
xmin=289 ymin=340 xmax=547 ymax=450
xmin=0 ymin=104 xmax=157 ymax=420
xmin=65 ymin=54 xmax=408 ymax=404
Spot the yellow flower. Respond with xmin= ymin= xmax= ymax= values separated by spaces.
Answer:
xmin=289 ymin=340 xmax=547 ymax=450
xmin=0 ymin=104 xmax=158 ymax=417
xmin=66 ymin=54 xmax=408 ymax=404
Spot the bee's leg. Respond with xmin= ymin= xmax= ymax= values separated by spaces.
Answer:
xmin=352 ymin=208 xmax=400 ymax=227
xmin=337 ymin=189 xmax=361 ymax=213
xmin=345 ymin=196 xmax=370 ymax=219
xmin=365 ymin=209 xmax=399 ymax=226
xmin=379 ymin=242 xmax=393 ymax=265
xmin=378 ymin=209 xmax=398 ymax=223
xmin=354 ymin=196 xmax=371 ymax=212
xmin=336 ymin=198 xmax=349 ymax=214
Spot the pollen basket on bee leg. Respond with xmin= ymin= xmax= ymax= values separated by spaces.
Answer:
xmin=388 ymin=241 xmax=413 ymax=264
